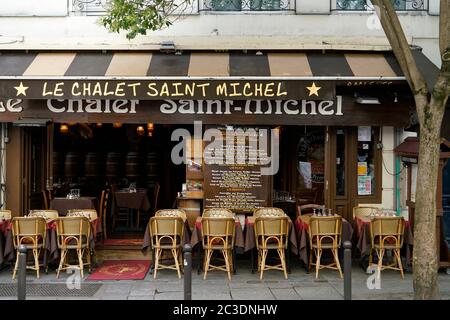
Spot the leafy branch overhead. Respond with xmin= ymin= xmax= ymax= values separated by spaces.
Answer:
xmin=101 ymin=0 xmax=193 ymax=39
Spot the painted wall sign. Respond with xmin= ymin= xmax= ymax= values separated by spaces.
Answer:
xmin=0 ymin=80 xmax=335 ymax=101
xmin=0 ymin=95 xmax=410 ymax=127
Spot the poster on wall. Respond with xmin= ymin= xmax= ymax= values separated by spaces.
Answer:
xmin=357 ymin=162 xmax=368 ymax=176
xmin=358 ymin=126 xmax=372 ymax=142
xmin=358 ymin=175 xmax=372 ymax=195
xmin=299 ymin=161 xmax=312 ymax=189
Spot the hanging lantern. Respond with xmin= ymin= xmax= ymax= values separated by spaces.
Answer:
xmin=96 ymin=123 xmax=103 ymax=128
xmin=113 ymin=123 xmax=122 ymax=128
xmin=60 ymin=124 xmax=69 ymax=134
xmin=136 ymin=125 xmax=145 ymax=136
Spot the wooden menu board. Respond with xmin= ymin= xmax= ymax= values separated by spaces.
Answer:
xmin=203 ymin=126 xmax=272 ymax=213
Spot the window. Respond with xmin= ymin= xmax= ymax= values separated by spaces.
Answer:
xmin=335 ymin=0 xmax=427 ymax=11
xmin=204 ymin=0 xmax=292 ymax=11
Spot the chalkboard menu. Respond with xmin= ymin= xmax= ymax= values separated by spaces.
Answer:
xmin=203 ymin=126 xmax=272 ymax=212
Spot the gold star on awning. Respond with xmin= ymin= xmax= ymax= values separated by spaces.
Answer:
xmin=306 ymin=82 xmax=321 ymax=97
xmin=14 ymin=82 xmax=29 ymax=96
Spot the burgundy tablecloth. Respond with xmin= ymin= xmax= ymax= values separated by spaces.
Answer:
xmin=142 ymin=219 xmax=191 ymax=255
xmin=190 ymin=216 xmax=245 ymax=253
xmin=244 ymin=216 xmax=298 ymax=256
xmin=353 ymin=217 xmax=414 ymax=265
xmin=50 ymin=197 xmax=98 ymax=216
xmin=0 ymin=220 xmax=8 ymax=265
xmin=115 ymin=191 xmax=150 ymax=211
xmin=294 ymin=214 xmax=354 ymax=265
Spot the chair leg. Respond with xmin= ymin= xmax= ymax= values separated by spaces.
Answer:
xmin=172 ymin=249 xmax=181 ymax=279
xmin=203 ymin=249 xmax=212 ymax=280
xmin=333 ymin=249 xmax=343 ymax=279
xmin=12 ymin=250 xmax=20 ymax=280
xmin=222 ymin=250 xmax=231 ymax=281
xmin=377 ymin=249 xmax=385 ymax=279
xmin=394 ymin=249 xmax=404 ymax=279
xmin=56 ymin=249 xmax=67 ymax=279
xmin=315 ymin=249 xmax=322 ymax=279
xmin=154 ymin=249 xmax=160 ymax=279
xmin=78 ymin=249 xmax=84 ymax=279
xmin=260 ymin=249 xmax=267 ymax=280
xmin=33 ymin=249 xmax=40 ymax=279
xmin=278 ymin=249 xmax=288 ymax=279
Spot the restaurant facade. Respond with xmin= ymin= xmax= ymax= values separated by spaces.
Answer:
xmin=0 ymin=48 xmax=438 ymax=237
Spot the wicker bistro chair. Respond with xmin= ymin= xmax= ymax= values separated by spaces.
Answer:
xmin=369 ymin=216 xmax=405 ymax=279
xmin=11 ymin=217 xmax=47 ymax=279
xmin=353 ymin=206 xmax=380 ymax=219
xmin=201 ymin=216 xmax=236 ymax=280
xmin=308 ymin=215 xmax=343 ymax=279
xmin=297 ymin=204 xmax=325 ymax=217
xmin=0 ymin=209 xmax=12 ymax=220
xmin=254 ymin=207 xmax=286 ymax=218
xmin=155 ymin=209 xmax=187 ymax=222
xmin=149 ymin=215 xmax=185 ymax=278
xmin=254 ymin=216 xmax=289 ymax=280
xmin=55 ymin=217 xmax=92 ymax=278
xmin=203 ymin=208 xmax=234 ymax=218
xmin=99 ymin=189 xmax=110 ymax=240
xmin=28 ymin=209 xmax=59 ymax=221
xmin=67 ymin=209 xmax=98 ymax=221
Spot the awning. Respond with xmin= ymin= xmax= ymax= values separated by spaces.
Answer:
xmin=0 ymin=50 xmax=410 ymax=101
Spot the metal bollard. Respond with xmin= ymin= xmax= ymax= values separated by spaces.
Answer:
xmin=17 ymin=245 xmax=27 ymax=300
xmin=343 ymin=241 xmax=352 ymax=300
xmin=183 ymin=244 xmax=192 ymax=300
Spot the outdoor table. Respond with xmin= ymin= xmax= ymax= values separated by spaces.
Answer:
xmin=244 ymin=216 xmax=298 ymax=273
xmin=3 ymin=218 xmax=97 ymax=268
xmin=50 ymin=196 xmax=98 ymax=216
xmin=114 ymin=190 xmax=150 ymax=228
xmin=353 ymin=216 xmax=414 ymax=270
xmin=142 ymin=218 xmax=191 ymax=274
xmin=190 ymin=216 xmax=245 ymax=274
xmin=294 ymin=214 xmax=353 ymax=272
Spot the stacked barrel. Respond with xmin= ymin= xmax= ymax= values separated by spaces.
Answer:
xmin=52 ymin=150 xmax=161 ymax=189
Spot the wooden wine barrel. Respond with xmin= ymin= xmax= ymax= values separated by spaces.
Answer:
xmin=85 ymin=152 xmax=103 ymax=179
xmin=52 ymin=151 xmax=65 ymax=180
xmin=105 ymin=152 xmax=123 ymax=181
xmin=64 ymin=152 xmax=83 ymax=178
xmin=145 ymin=152 xmax=161 ymax=185
xmin=125 ymin=152 xmax=142 ymax=182
xmin=177 ymin=199 xmax=201 ymax=230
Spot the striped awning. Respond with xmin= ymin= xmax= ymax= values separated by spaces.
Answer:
xmin=0 ymin=50 xmax=429 ymax=101
xmin=0 ymin=51 xmax=404 ymax=78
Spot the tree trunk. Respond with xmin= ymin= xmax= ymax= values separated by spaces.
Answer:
xmin=413 ymin=120 xmax=440 ymax=299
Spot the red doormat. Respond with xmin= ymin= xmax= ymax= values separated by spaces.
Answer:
xmin=102 ymin=239 xmax=144 ymax=246
xmin=87 ymin=260 xmax=151 ymax=280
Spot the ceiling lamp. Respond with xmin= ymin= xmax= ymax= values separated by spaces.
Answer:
xmin=137 ymin=125 xmax=145 ymax=136
xmin=113 ymin=123 xmax=122 ymax=128
xmin=60 ymin=124 xmax=69 ymax=134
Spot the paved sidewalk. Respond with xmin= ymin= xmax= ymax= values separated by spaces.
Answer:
xmin=1 ymin=260 xmax=450 ymax=300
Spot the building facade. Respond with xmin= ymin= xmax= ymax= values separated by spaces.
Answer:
xmin=0 ymin=0 xmax=445 ymax=233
